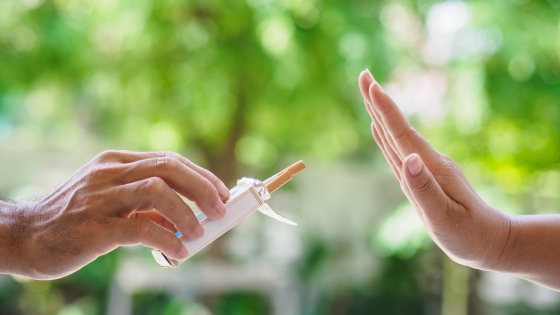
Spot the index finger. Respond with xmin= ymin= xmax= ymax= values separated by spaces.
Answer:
xmin=119 ymin=156 xmax=226 ymax=220
xmin=142 ymin=152 xmax=230 ymax=201
xmin=368 ymin=81 xmax=439 ymax=163
xmin=102 ymin=150 xmax=230 ymax=201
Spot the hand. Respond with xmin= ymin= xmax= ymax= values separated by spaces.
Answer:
xmin=0 ymin=150 xmax=230 ymax=280
xmin=358 ymin=70 xmax=511 ymax=270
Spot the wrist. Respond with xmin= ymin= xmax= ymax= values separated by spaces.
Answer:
xmin=483 ymin=212 xmax=517 ymax=272
xmin=0 ymin=201 xmax=35 ymax=276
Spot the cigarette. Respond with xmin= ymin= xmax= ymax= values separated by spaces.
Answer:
xmin=175 ymin=160 xmax=306 ymax=233
xmin=264 ymin=160 xmax=307 ymax=193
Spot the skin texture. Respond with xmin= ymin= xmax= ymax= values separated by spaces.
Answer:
xmin=359 ymin=69 xmax=560 ymax=290
xmin=0 ymin=150 xmax=230 ymax=280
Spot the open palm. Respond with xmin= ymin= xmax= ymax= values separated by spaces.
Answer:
xmin=358 ymin=70 xmax=510 ymax=270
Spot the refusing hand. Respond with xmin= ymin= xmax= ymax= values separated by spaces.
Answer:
xmin=358 ymin=70 xmax=511 ymax=271
xmin=0 ymin=150 xmax=230 ymax=280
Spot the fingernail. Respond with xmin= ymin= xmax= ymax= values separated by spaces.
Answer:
xmin=179 ymin=246 xmax=188 ymax=259
xmin=217 ymin=182 xmax=230 ymax=200
xmin=215 ymin=199 xmax=226 ymax=217
xmin=407 ymin=154 xmax=423 ymax=176
xmin=195 ymin=224 xmax=204 ymax=238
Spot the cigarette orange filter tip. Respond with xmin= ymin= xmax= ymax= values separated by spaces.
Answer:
xmin=265 ymin=160 xmax=306 ymax=194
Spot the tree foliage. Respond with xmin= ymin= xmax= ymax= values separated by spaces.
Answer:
xmin=2 ymin=0 xmax=560 ymax=314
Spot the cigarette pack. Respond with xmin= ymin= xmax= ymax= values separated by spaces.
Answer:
xmin=152 ymin=161 xmax=306 ymax=268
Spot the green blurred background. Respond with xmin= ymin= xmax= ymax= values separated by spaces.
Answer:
xmin=2 ymin=0 xmax=560 ymax=314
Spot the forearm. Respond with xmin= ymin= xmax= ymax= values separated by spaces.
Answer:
xmin=495 ymin=214 xmax=560 ymax=290
xmin=0 ymin=200 xmax=27 ymax=276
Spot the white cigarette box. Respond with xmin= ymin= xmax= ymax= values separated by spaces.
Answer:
xmin=152 ymin=161 xmax=305 ymax=268
xmin=152 ymin=178 xmax=294 ymax=268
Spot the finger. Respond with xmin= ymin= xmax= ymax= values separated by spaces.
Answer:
xmin=100 ymin=150 xmax=230 ymax=201
xmin=111 ymin=218 xmax=189 ymax=260
xmin=372 ymin=104 xmax=403 ymax=161
xmin=359 ymin=73 xmax=382 ymax=123
xmin=359 ymin=70 xmax=381 ymax=122
xmin=118 ymin=156 xmax=226 ymax=220
xmin=358 ymin=69 xmax=375 ymax=101
xmin=141 ymin=152 xmax=230 ymax=201
xmin=130 ymin=210 xmax=177 ymax=233
xmin=371 ymin=122 xmax=401 ymax=181
xmin=112 ymin=178 xmax=204 ymax=241
xmin=359 ymin=70 xmax=403 ymax=160
xmin=371 ymin=117 xmax=402 ymax=169
xmin=367 ymin=83 xmax=404 ymax=160
xmin=369 ymin=83 xmax=439 ymax=162
xmin=402 ymin=153 xmax=456 ymax=226
xmin=360 ymin=72 xmax=404 ymax=166
xmin=363 ymin=98 xmax=376 ymax=121
xmin=365 ymin=92 xmax=403 ymax=178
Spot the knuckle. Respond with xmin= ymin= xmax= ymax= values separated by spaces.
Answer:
xmin=141 ymin=177 xmax=167 ymax=195
xmin=94 ymin=150 xmax=132 ymax=164
xmin=415 ymin=176 xmax=435 ymax=196
xmin=135 ymin=218 xmax=153 ymax=237
xmin=155 ymin=156 xmax=180 ymax=174
xmin=168 ymin=151 xmax=183 ymax=160
xmin=163 ymin=198 xmax=178 ymax=216
xmin=96 ymin=150 xmax=119 ymax=161
xmin=162 ymin=151 xmax=193 ymax=167
xmin=158 ymin=151 xmax=178 ymax=160
xmin=166 ymin=152 xmax=193 ymax=168
xmin=180 ymin=211 xmax=196 ymax=227
xmin=92 ymin=150 xmax=131 ymax=167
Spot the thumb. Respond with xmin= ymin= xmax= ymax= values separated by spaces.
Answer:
xmin=402 ymin=153 xmax=451 ymax=222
